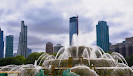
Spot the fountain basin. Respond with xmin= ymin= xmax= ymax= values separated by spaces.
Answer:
xmin=43 ymin=58 xmax=116 ymax=67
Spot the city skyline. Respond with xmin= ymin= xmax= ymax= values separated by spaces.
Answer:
xmin=0 ymin=0 xmax=133 ymax=53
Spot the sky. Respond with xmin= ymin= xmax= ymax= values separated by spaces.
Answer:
xmin=0 ymin=0 xmax=133 ymax=53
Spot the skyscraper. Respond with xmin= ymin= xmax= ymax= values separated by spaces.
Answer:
xmin=0 ymin=28 xmax=4 ymax=59
xmin=69 ymin=16 xmax=78 ymax=46
xmin=96 ymin=21 xmax=109 ymax=52
xmin=5 ymin=35 xmax=13 ymax=57
xmin=54 ymin=44 xmax=63 ymax=53
xmin=46 ymin=42 xmax=53 ymax=54
xmin=27 ymin=48 xmax=32 ymax=57
xmin=17 ymin=21 xmax=27 ymax=58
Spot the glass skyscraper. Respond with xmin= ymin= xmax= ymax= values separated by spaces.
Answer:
xmin=27 ymin=48 xmax=32 ymax=57
xmin=5 ymin=35 xmax=13 ymax=57
xmin=0 ymin=28 xmax=4 ymax=59
xmin=96 ymin=21 xmax=109 ymax=52
xmin=17 ymin=21 xmax=27 ymax=58
xmin=69 ymin=16 xmax=78 ymax=46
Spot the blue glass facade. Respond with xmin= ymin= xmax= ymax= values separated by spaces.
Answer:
xmin=5 ymin=35 xmax=13 ymax=57
xmin=0 ymin=28 xmax=4 ymax=59
xmin=69 ymin=16 xmax=78 ymax=46
xmin=27 ymin=48 xmax=32 ymax=57
xmin=96 ymin=21 xmax=109 ymax=52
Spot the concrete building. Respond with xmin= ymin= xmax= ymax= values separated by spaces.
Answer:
xmin=69 ymin=16 xmax=78 ymax=46
xmin=0 ymin=28 xmax=4 ymax=59
xmin=118 ymin=43 xmax=126 ymax=57
xmin=96 ymin=21 xmax=109 ymax=52
xmin=54 ymin=44 xmax=63 ymax=53
xmin=27 ymin=48 xmax=32 ymax=57
xmin=17 ymin=21 xmax=27 ymax=58
xmin=110 ymin=37 xmax=133 ymax=57
xmin=5 ymin=35 xmax=14 ymax=57
xmin=46 ymin=42 xmax=53 ymax=54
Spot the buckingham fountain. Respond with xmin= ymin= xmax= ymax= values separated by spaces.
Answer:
xmin=0 ymin=34 xmax=133 ymax=76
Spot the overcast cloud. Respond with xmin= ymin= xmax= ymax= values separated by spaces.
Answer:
xmin=0 ymin=0 xmax=133 ymax=53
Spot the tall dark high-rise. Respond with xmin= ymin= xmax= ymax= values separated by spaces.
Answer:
xmin=5 ymin=35 xmax=13 ymax=57
xmin=96 ymin=21 xmax=109 ymax=52
xmin=17 ymin=21 xmax=27 ymax=58
xmin=69 ymin=16 xmax=78 ymax=46
xmin=46 ymin=42 xmax=53 ymax=54
xmin=0 ymin=28 xmax=4 ymax=59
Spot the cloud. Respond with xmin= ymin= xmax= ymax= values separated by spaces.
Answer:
xmin=110 ymin=31 xmax=132 ymax=44
xmin=0 ymin=0 xmax=133 ymax=53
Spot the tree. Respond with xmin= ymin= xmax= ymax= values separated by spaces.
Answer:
xmin=0 ymin=57 xmax=14 ymax=66
xmin=0 ymin=55 xmax=25 ymax=66
xmin=12 ymin=55 xmax=26 ymax=65
xmin=106 ymin=52 xmax=112 ymax=54
xmin=126 ymin=54 xmax=133 ymax=67
xmin=0 ymin=52 xmax=47 ymax=66
xmin=24 ymin=52 xmax=41 ymax=64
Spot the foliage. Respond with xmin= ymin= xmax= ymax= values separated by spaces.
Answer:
xmin=0 ymin=55 xmax=25 ymax=66
xmin=12 ymin=55 xmax=26 ymax=65
xmin=106 ymin=52 xmax=112 ymax=54
xmin=24 ymin=52 xmax=43 ymax=64
xmin=0 ymin=57 xmax=14 ymax=66
xmin=50 ymin=53 xmax=57 ymax=56
xmin=125 ymin=54 xmax=133 ymax=67
xmin=0 ymin=52 xmax=46 ymax=66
